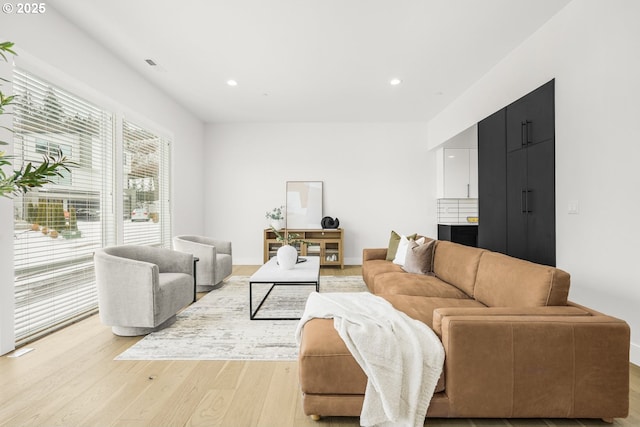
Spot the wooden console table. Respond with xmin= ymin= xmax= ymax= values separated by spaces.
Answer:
xmin=263 ymin=228 xmax=344 ymax=268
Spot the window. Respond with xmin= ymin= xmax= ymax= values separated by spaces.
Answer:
xmin=12 ymin=69 xmax=114 ymax=344
xmin=122 ymin=120 xmax=171 ymax=247
xmin=11 ymin=68 xmax=174 ymax=345
xmin=34 ymin=139 xmax=72 ymax=185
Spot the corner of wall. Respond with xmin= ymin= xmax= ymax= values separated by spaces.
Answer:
xmin=631 ymin=342 xmax=640 ymax=367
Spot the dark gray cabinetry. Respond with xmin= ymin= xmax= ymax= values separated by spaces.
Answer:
xmin=438 ymin=224 xmax=478 ymax=248
xmin=478 ymin=79 xmax=556 ymax=266
xmin=506 ymin=80 xmax=555 ymax=153
xmin=478 ymin=108 xmax=507 ymax=253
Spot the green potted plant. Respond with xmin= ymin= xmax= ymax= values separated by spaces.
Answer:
xmin=265 ymin=205 xmax=285 ymax=230
xmin=0 ymin=41 xmax=73 ymax=198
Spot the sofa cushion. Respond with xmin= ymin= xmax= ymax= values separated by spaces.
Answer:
xmin=402 ymin=239 xmax=436 ymax=274
xmin=474 ymin=251 xmax=571 ymax=307
xmin=393 ymin=235 xmax=426 ymax=266
xmin=299 ymin=318 xmax=368 ymax=395
xmin=374 ymin=272 xmax=470 ymax=299
xmin=362 ymin=259 xmax=404 ymax=291
xmin=380 ymin=295 xmax=486 ymax=330
xmin=385 ymin=230 xmax=417 ymax=261
xmin=433 ymin=241 xmax=486 ymax=297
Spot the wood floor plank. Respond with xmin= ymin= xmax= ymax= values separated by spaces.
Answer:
xmin=148 ymin=360 xmax=226 ymax=426
xmin=471 ymin=419 xmax=510 ymax=426
xmin=0 ymin=321 xmax=132 ymax=424
xmin=185 ymin=387 xmax=237 ymax=427
xmin=109 ymin=361 xmax=198 ymax=427
xmin=220 ymin=361 xmax=275 ymax=426
xmin=0 ymin=336 xmax=136 ymax=427
xmin=255 ymin=362 xmax=299 ymax=427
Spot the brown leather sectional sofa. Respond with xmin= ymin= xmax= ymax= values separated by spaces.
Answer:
xmin=298 ymin=240 xmax=630 ymax=422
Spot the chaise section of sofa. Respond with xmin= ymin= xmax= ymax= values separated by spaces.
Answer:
xmin=298 ymin=239 xmax=630 ymax=422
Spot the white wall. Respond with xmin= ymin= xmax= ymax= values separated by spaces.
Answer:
xmin=426 ymin=0 xmax=640 ymax=365
xmin=0 ymin=7 xmax=204 ymax=355
xmin=204 ymin=122 xmax=436 ymax=265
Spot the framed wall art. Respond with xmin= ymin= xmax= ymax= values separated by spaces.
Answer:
xmin=286 ymin=181 xmax=323 ymax=229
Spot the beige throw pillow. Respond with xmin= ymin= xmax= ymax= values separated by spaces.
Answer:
xmin=402 ymin=239 xmax=436 ymax=274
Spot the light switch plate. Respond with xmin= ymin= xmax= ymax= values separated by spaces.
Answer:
xmin=568 ymin=200 xmax=579 ymax=214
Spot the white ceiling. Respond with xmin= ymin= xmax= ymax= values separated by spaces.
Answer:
xmin=49 ymin=0 xmax=570 ymax=124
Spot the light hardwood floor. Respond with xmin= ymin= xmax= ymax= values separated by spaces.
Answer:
xmin=0 ymin=265 xmax=638 ymax=427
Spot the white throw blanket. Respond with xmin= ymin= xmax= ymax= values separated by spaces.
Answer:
xmin=295 ymin=292 xmax=444 ymax=427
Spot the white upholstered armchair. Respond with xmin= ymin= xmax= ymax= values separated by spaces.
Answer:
xmin=93 ymin=245 xmax=194 ymax=336
xmin=173 ymin=235 xmax=232 ymax=292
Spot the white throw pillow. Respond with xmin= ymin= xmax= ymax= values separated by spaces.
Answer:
xmin=393 ymin=236 xmax=426 ymax=266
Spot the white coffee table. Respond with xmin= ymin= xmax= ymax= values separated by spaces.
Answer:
xmin=249 ymin=256 xmax=320 ymax=320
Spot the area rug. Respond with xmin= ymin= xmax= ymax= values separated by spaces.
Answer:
xmin=115 ymin=275 xmax=367 ymax=361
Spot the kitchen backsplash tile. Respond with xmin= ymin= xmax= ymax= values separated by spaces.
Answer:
xmin=437 ymin=198 xmax=478 ymax=224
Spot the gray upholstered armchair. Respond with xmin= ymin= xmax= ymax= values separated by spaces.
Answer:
xmin=172 ymin=235 xmax=232 ymax=292
xmin=93 ymin=245 xmax=194 ymax=336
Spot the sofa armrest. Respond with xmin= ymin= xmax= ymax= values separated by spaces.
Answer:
xmin=439 ymin=313 xmax=630 ymax=419
xmin=155 ymin=247 xmax=193 ymax=275
xmin=211 ymin=239 xmax=232 ymax=255
xmin=363 ymin=248 xmax=387 ymax=261
xmin=94 ymin=254 xmax=159 ymax=327
xmin=432 ymin=306 xmax=590 ymax=336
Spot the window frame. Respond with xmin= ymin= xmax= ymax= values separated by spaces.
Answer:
xmin=9 ymin=64 xmax=174 ymax=347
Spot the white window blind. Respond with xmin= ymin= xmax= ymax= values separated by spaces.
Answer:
xmin=12 ymin=69 xmax=113 ymax=345
xmin=122 ymin=120 xmax=171 ymax=247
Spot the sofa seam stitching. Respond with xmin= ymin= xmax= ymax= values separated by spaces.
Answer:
xmin=510 ymin=322 xmax=515 ymax=418
xmin=571 ymin=325 xmax=576 ymax=418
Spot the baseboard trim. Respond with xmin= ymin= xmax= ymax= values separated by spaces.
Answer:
xmin=631 ymin=341 xmax=640 ymax=366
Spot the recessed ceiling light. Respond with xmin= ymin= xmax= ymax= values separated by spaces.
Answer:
xmin=390 ymin=78 xmax=402 ymax=86
xmin=227 ymin=80 xmax=238 ymax=87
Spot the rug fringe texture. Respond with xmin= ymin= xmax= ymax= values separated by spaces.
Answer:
xmin=115 ymin=275 xmax=367 ymax=361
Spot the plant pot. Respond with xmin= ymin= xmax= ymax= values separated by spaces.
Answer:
xmin=61 ymin=230 xmax=82 ymax=239
xmin=277 ymin=244 xmax=298 ymax=270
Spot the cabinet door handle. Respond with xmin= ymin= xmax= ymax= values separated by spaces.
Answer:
xmin=521 ymin=189 xmax=533 ymax=213
xmin=521 ymin=120 xmax=533 ymax=146
xmin=467 ymin=183 xmax=470 ymax=198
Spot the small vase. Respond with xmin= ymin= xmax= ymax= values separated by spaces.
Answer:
xmin=270 ymin=219 xmax=284 ymax=230
xmin=277 ymin=244 xmax=298 ymax=270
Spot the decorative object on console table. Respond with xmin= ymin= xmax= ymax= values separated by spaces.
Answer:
xmin=265 ymin=205 xmax=285 ymax=230
xmin=321 ymin=216 xmax=339 ymax=229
